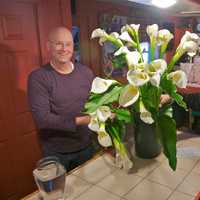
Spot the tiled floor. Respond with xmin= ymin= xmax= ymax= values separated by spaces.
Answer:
xmin=25 ymin=131 xmax=200 ymax=200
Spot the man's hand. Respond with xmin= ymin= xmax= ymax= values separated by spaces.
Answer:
xmin=160 ymin=94 xmax=171 ymax=105
xmin=75 ymin=115 xmax=91 ymax=125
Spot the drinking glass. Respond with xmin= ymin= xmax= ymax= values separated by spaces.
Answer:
xmin=33 ymin=156 xmax=66 ymax=200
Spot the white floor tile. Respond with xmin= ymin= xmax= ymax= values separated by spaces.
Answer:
xmin=73 ymin=154 xmax=117 ymax=184
xmin=97 ymin=169 xmax=142 ymax=196
xmin=124 ymin=179 xmax=172 ymax=200
xmin=177 ymin=172 xmax=200 ymax=196
xmin=75 ymin=185 xmax=121 ymax=200
xmin=65 ymin=174 xmax=92 ymax=200
xmin=147 ymin=163 xmax=188 ymax=189
xmin=168 ymin=191 xmax=194 ymax=200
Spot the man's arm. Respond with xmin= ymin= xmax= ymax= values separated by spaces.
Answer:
xmin=28 ymin=72 xmax=78 ymax=131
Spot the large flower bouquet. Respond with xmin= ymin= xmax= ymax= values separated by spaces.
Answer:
xmin=83 ymin=24 xmax=199 ymax=171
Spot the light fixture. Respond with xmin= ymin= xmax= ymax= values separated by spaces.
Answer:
xmin=151 ymin=0 xmax=177 ymax=8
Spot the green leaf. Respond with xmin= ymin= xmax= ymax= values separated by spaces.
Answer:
xmin=157 ymin=115 xmax=177 ymax=170
xmin=160 ymin=76 xmax=187 ymax=110
xmin=112 ymin=108 xmax=132 ymax=123
xmin=159 ymin=104 xmax=173 ymax=118
xmin=84 ymin=86 xmax=123 ymax=113
xmin=171 ymin=93 xmax=187 ymax=110
xmin=140 ymin=83 xmax=162 ymax=113
xmin=112 ymin=54 xmax=127 ymax=68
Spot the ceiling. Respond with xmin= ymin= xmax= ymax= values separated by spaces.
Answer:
xmin=99 ymin=0 xmax=200 ymax=17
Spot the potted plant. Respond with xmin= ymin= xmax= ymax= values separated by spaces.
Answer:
xmin=83 ymin=24 xmax=199 ymax=171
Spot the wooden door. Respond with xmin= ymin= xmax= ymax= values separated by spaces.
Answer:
xmin=0 ymin=2 xmax=42 ymax=200
xmin=0 ymin=0 xmax=72 ymax=199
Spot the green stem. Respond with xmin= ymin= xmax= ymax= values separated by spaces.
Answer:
xmin=160 ymin=43 xmax=168 ymax=59
xmin=150 ymin=38 xmax=156 ymax=62
xmin=167 ymin=50 xmax=184 ymax=72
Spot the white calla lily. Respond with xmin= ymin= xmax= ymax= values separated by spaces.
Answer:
xmin=125 ymin=51 xmax=141 ymax=68
xmin=110 ymin=32 xmax=119 ymax=39
xmin=119 ymin=84 xmax=139 ymax=107
xmin=183 ymin=41 xmax=199 ymax=56
xmin=146 ymin=24 xmax=159 ymax=38
xmin=121 ymin=24 xmax=130 ymax=33
xmin=140 ymin=112 xmax=154 ymax=124
xmin=91 ymin=77 xmax=117 ymax=94
xmin=91 ymin=28 xmax=108 ymax=39
xmin=167 ymin=70 xmax=187 ymax=88
xmin=114 ymin=46 xmax=130 ymax=56
xmin=140 ymin=102 xmax=154 ymax=124
xmin=119 ymin=31 xmax=133 ymax=43
xmin=158 ymin=29 xmax=174 ymax=45
xmin=97 ymin=123 xmax=112 ymax=147
xmin=127 ymin=70 xmax=149 ymax=86
xmin=146 ymin=59 xmax=167 ymax=76
xmin=98 ymin=132 xmax=112 ymax=147
xmin=88 ymin=116 xmax=100 ymax=132
xmin=150 ymin=73 xmax=161 ymax=87
xmin=180 ymin=31 xmax=199 ymax=44
xmin=130 ymin=24 xmax=140 ymax=33
xmin=96 ymin=106 xmax=112 ymax=122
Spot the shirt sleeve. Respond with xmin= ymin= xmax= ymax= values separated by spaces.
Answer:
xmin=27 ymin=71 xmax=76 ymax=132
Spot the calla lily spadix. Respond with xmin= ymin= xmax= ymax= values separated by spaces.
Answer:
xmin=119 ymin=84 xmax=139 ymax=107
xmin=167 ymin=70 xmax=187 ymax=88
xmin=91 ymin=77 xmax=117 ymax=94
xmin=96 ymin=106 xmax=112 ymax=122
xmin=127 ymin=70 xmax=149 ymax=87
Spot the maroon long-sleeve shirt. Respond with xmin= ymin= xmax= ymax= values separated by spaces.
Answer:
xmin=28 ymin=63 xmax=94 ymax=153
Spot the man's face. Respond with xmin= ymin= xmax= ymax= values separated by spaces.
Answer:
xmin=48 ymin=30 xmax=74 ymax=64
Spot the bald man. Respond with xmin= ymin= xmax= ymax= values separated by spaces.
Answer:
xmin=28 ymin=27 xmax=95 ymax=171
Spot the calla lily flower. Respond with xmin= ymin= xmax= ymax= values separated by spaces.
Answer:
xmin=91 ymin=28 xmax=108 ymax=45
xmin=146 ymin=24 xmax=159 ymax=38
xmin=180 ymin=31 xmax=199 ymax=44
xmin=150 ymin=73 xmax=161 ymax=87
xmin=167 ymin=70 xmax=187 ymax=88
xmin=130 ymin=24 xmax=140 ymax=33
xmin=98 ymin=131 xmax=112 ymax=147
xmin=127 ymin=70 xmax=149 ymax=86
xmin=97 ymin=123 xmax=112 ymax=147
xmin=91 ymin=77 xmax=117 ymax=94
xmin=140 ymin=102 xmax=154 ymax=124
xmin=182 ymin=41 xmax=199 ymax=56
xmin=88 ymin=116 xmax=100 ymax=132
xmin=110 ymin=32 xmax=119 ymax=39
xmin=91 ymin=28 xmax=108 ymax=39
xmin=119 ymin=31 xmax=133 ymax=43
xmin=96 ymin=106 xmax=112 ymax=122
xmin=125 ymin=51 xmax=141 ymax=68
xmin=145 ymin=59 xmax=167 ymax=76
xmin=158 ymin=29 xmax=174 ymax=45
xmin=114 ymin=46 xmax=130 ymax=56
xmin=119 ymin=84 xmax=139 ymax=107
